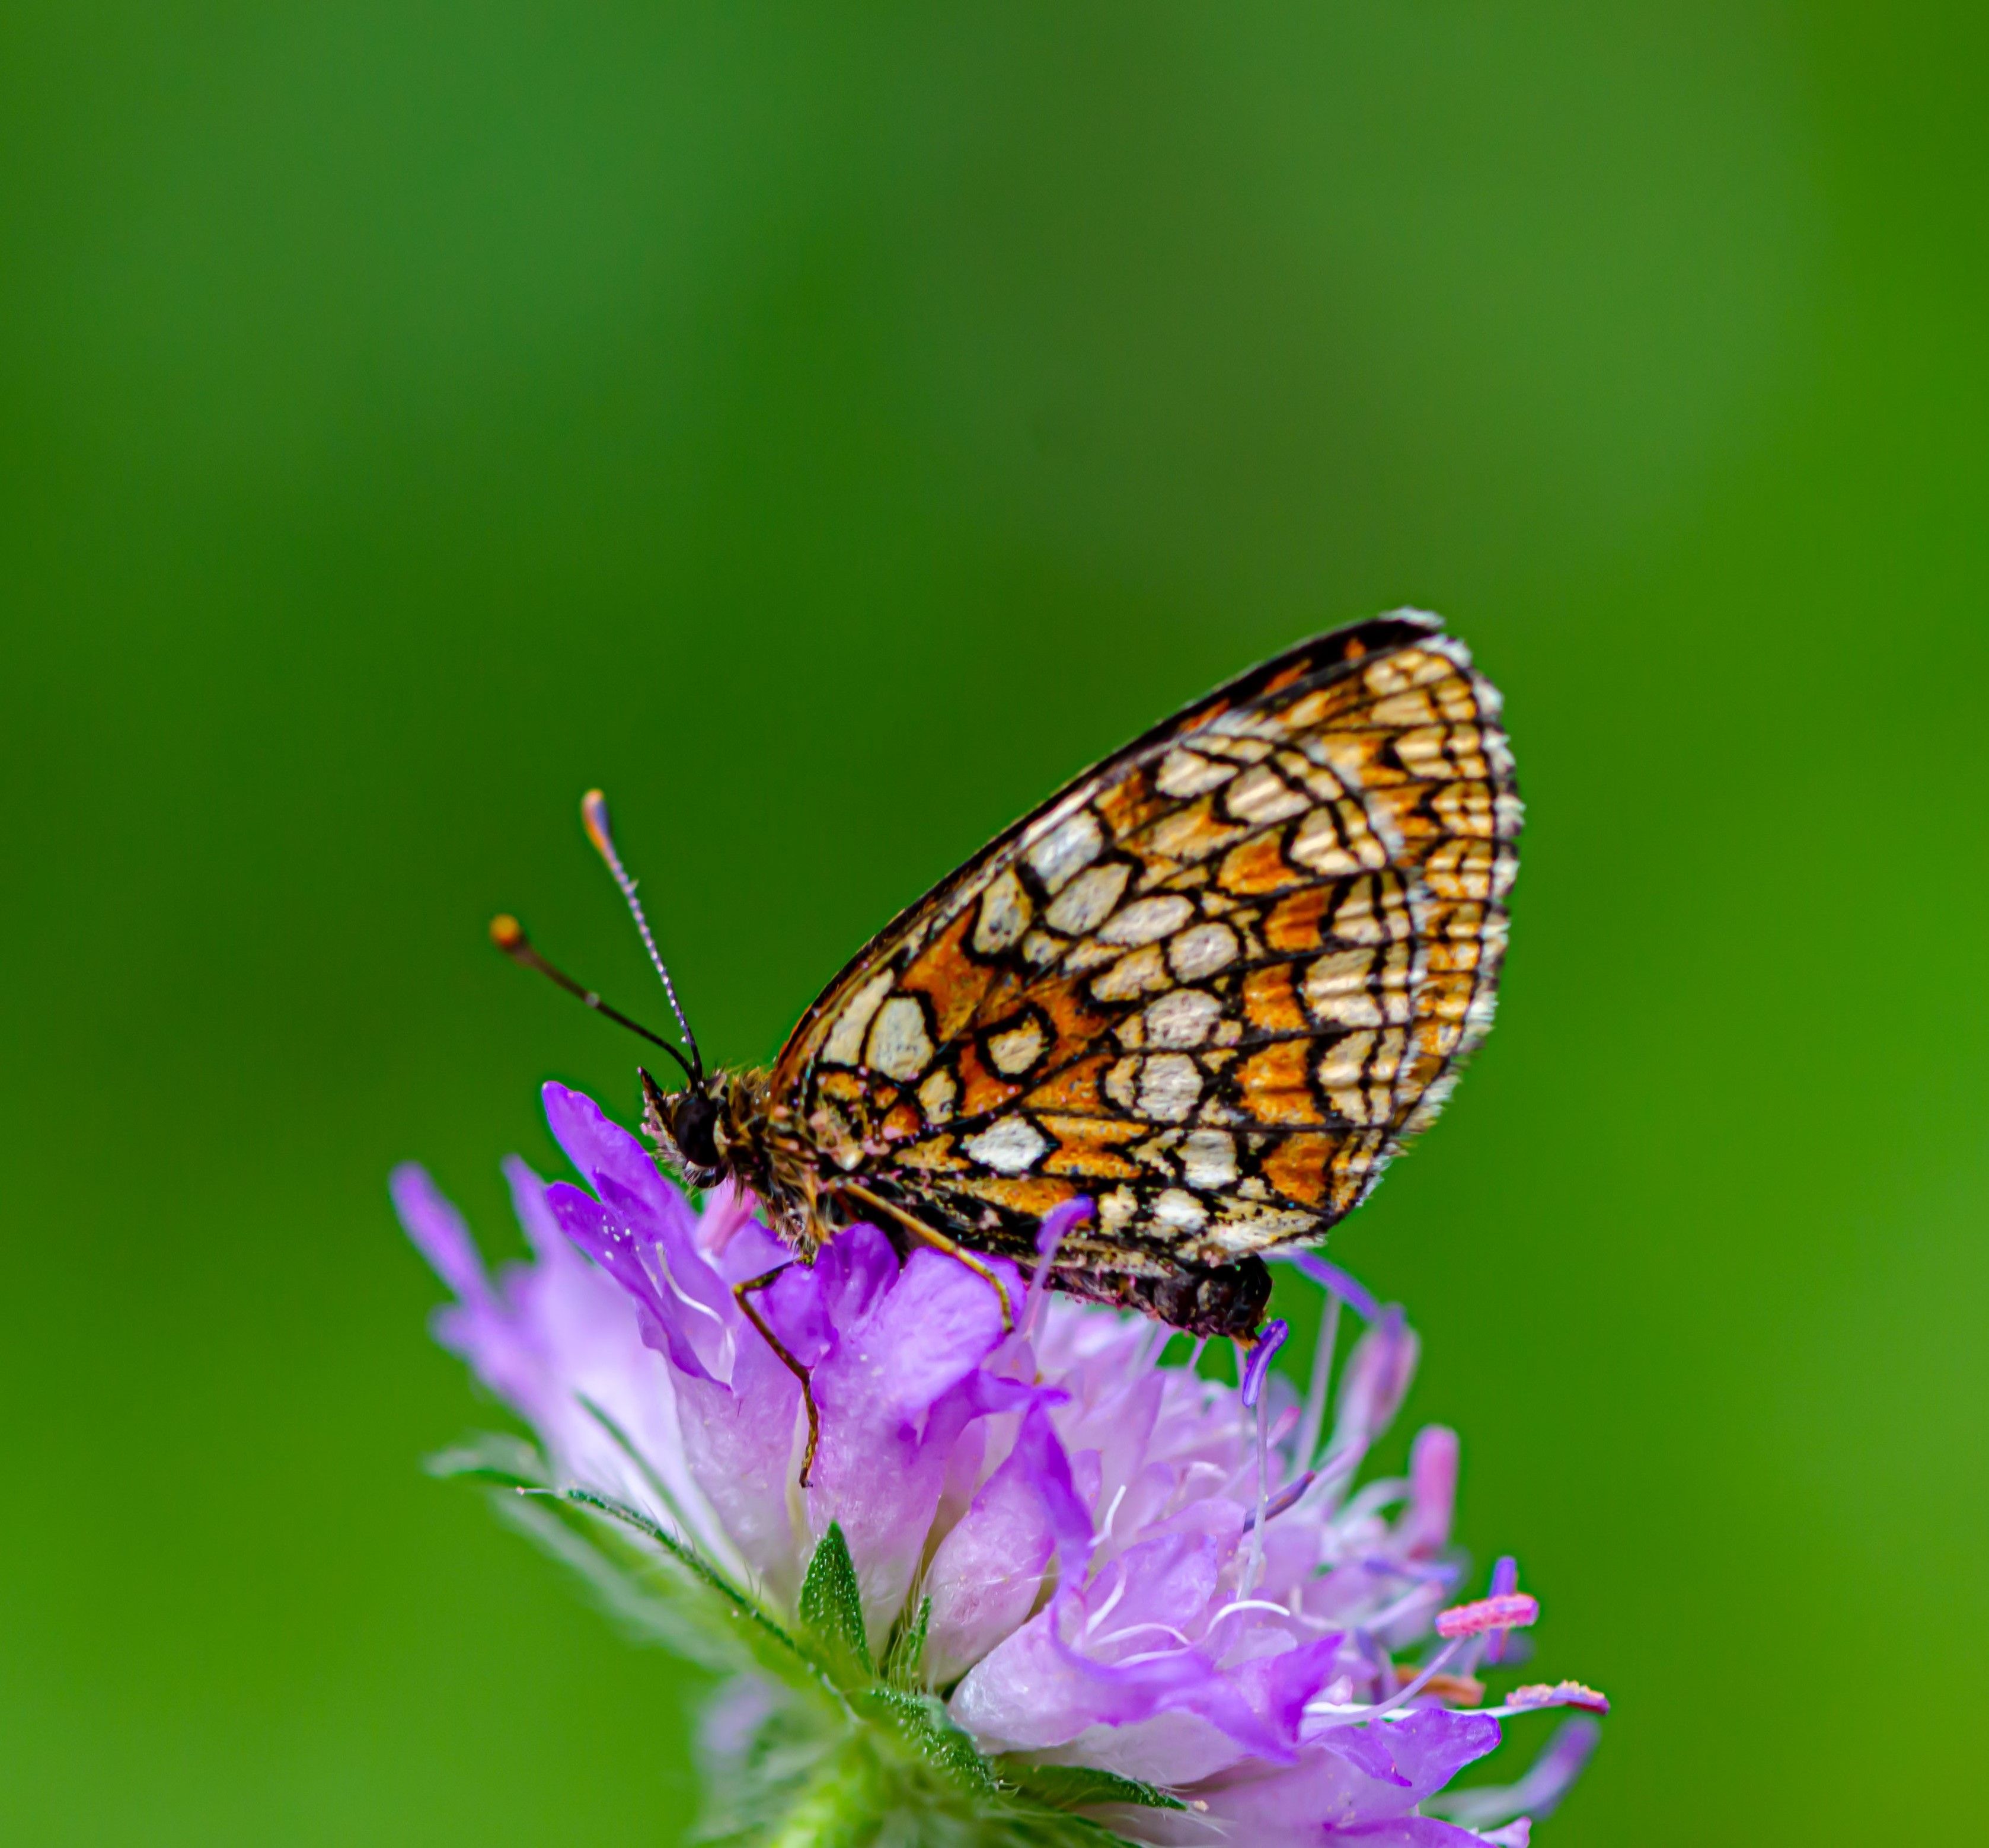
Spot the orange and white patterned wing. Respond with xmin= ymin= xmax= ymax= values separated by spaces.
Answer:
xmin=770 ymin=611 xmax=1520 ymax=1278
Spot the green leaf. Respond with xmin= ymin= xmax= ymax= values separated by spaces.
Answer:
xmin=798 ymin=1521 xmax=873 ymax=1679
xmin=994 ymin=1760 xmax=1187 ymax=1814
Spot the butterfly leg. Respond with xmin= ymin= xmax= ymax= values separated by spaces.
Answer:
xmin=732 ymin=1265 xmax=822 ymax=1487
xmin=835 ymin=1181 xmax=1015 ymax=1333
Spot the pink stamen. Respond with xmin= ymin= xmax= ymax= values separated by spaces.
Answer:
xmin=1081 ymin=1574 xmax=1129 ymax=1637
xmin=1240 ymin=1468 xmax=1316 ymax=1532
xmin=1112 ymin=1645 xmax=1201 ymax=1668
xmin=1343 ymin=1637 xmax=1466 ymax=1723
xmin=1278 ymin=1250 xmax=1381 ymax=1321
xmin=1208 ymin=1597 xmax=1292 ymax=1626
xmin=1399 ymin=1425 xmax=1459 ymax=1559
xmin=1243 ymin=1324 xmax=1287 ymax=1591
xmin=1295 ymin=1292 xmax=1340 ymax=1472
xmin=1484 ymin=1554 xmax=1519 ymax=1664
xmin=1241 ymin=1318 xmax=1289 ymax=1408
xmin=1093 ymin=1620 xmax=1196 ymax=1652
xmin=1435 ymin=1592 xmax=1540 ymax=1639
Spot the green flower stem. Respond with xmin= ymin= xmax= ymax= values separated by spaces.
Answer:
xmin=765 ymin=1735 xmax=889 ymax=1848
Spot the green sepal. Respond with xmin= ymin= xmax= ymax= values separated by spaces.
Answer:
xmin=698 ymin=1680 xmax=1149 ymax=1848
xmin=495 ymin=1490 xmax=740 ymax=1667
xmin=440 ymin=1442 xmax=1162 ymax=1844
xmin=859 ymin=1686 xmax=1001 ymax=1798
xmin=798 ymin=1521 xmax=873 ymax=1680
xmin=577 ymin=1393 xmax=705 ymax=1539
xmin=883 ymin=1594 xmax=931 ymax=1688
xmin=995 ymin=1758 xmax=1188 ymax=1813
xmin=547 ymin=1485 xmax=827 ymax=1687
xmin=424 ymin=1431 xmax=546 ymax=1488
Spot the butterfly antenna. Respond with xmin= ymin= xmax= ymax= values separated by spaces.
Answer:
xmin=580 ymin=789 xmax=705 ymax=1083
xmin=488 ymin=915 xmax=698 ymax=1086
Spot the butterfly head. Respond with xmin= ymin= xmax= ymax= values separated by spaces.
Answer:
xmin=640 ymin=1065 xmax=727 ymax=1187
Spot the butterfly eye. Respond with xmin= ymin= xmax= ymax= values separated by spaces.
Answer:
xmin=671 ymin=1091 xmax=722 ymax=1173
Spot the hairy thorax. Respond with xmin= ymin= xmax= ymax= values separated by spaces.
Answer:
xmin=707 ymin=1065 xmax=837 ymax=1246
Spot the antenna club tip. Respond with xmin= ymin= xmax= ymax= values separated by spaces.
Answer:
xmin=490 ymin=913 xmax=526 ymax=951
xmin=580 ymin=789 xmax=614 ymax=857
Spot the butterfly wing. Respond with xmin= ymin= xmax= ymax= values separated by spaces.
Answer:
xmin=768 ymin=611 xmax=1520 ymax=1278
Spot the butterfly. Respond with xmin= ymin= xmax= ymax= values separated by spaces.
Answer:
xmin=497 ymin=610 xmax=1518 ymax=1470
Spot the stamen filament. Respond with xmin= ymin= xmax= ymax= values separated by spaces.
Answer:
xmin=1297 ymin=1294 xmax=1340 ymax=1472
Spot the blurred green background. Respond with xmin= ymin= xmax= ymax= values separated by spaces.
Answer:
xmin=4 ymin=2 xmax=1984 ymax=1841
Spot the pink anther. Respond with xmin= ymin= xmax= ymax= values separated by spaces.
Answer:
xmin=1435 ymin=1592 xmax=1540 ymax=1639
xmin=1508 ymin=1680 xmax=1610 ymax=1714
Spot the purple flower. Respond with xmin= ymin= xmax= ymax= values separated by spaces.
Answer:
xmin=397 ymin=1083 xmax=1604 ymax=1843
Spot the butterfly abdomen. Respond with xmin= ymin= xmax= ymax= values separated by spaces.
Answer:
xmin=1048 ymin=1256 xmax=1273 ymax=1339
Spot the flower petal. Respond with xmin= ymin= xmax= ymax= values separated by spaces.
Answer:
xmin=924 ymin=1432 xmax=1060 ymax=1684
xmin=1110 ymin=1710 xmax=1501 ymax=1845
xmin=392 ymin=1163 xmax=488 ymax=1304
xmin=543 ymin=1081 xmax=736 ymax=1336
xmin=806 ymin=1243 xmax=1023 ymax=1636
xmin=544 ymin=1179 xmax=715 ymax=1383
xmin=501 ymin=1153 xmax=571 ymax=1265
xmin=1426 ymin=1715 xmax=1598 ymax=1830
xmin=668 ymin=1343 xmax=806 ymax=1598
xmin=954 ymin=1540 xmax=1339 ymax=1766
xmin=853 ymin=1244 xmax=1020 ymax=1423
xmin=542 ymin=1081 xmax=669 ymax=1214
